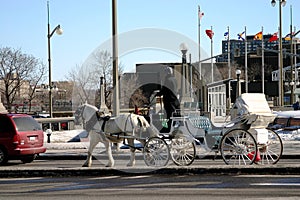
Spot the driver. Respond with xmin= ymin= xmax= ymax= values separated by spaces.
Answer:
xmin=157 ymin=66 xmax=180 ymax=132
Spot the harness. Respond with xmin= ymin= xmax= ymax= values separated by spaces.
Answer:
xmin=95 ymin=112 xmax=143 ymax=134
xmin=80 ymin=104 xmax=146 ymax=150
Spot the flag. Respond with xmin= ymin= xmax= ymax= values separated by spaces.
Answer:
xmin=237 ymin=31 xmax=245 ymax=41
xmin=198 ymin=6 xmax=204 ymax=20
xmin=269 ymin=32 xmax=278 ymax=42
xmin=284 ymin=32 xmax=294 ymax=40
xmin=224 ymin=32 xmax=229 ymax=40
xmin=198 ymin=11 xmax=204 ymax=20
xmin=205 ymin=29 xmax=214 ymax=39
xmin=254 ymin=31 xmax=263 ymax=40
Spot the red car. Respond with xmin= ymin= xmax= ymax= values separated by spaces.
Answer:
xmin=0 ymin=113 xmax=46 ymax=165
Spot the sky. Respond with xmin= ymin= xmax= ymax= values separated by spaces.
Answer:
xmin=1 ymin=0 xmax=300 ymax=81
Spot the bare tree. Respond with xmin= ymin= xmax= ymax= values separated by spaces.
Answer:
xmin=119 ymin=74 xmax=148 ymax=110
xmin=0 ymin=47 xmax=46 ymax=112
xmin=67 ymin=64 xmax=96 ymax=107
xmin=68 ymin=50 xmax=124 ymax=109
xmin=92 ymin=50 xmax=124 ymax=108
xmin=27 ymin=60 xmax=47 ymax=112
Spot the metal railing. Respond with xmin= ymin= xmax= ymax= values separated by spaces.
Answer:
xmin=35 ymin=117 xmax=75 ymax=131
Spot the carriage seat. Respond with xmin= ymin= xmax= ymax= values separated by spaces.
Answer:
xmin=189 ymin=116 xmax=211 ymax=131
xmin=188 ymin=115 xmax=223 ymax=135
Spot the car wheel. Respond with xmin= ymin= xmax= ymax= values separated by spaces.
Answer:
xmin=0 ymin=147 xmax=8 ymax=165
xmin=21 ymin=154 xmax=37 ymax=163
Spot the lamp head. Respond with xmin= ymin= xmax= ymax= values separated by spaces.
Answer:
xmin=271 ymin=0 xmax=276 ymax=7
xmin=55 ymin=25 xmax=63 ymax=35
xmin=236 ymin=69 xmax=241 ymax=76
xmin=179 ymin=43 xmax=188 ymax=55
xmin=281 ymin=0 xmax=286 ymax=7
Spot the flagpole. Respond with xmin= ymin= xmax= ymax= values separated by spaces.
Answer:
xmin=279 ymin=3 xmax=284 ymax=106
xmin=211 ymin=26 xmax=214 ymax=83
xmin=290 ymin=5 xmax=294 ymax=104
xmin=278 ymin=26 xmax=283 ymax=106
xmin=262 ymin=26 xmax=265 ymax=94
xmin=228 ymin=26 xmax=231 ymax=79
xmin=245 ymin=26 xmax=248 ymax=93
xmin=198 ymin=5 xmax=202 ymax=78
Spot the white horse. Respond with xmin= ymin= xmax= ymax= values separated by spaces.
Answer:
xmin=74 ymin=103 xmax=159 ymax=167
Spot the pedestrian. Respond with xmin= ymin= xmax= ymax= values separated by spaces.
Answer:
xmin=293 ymin=101 xmax=299 ymax=110
xmin=157 ymin=66 xmax=180 ymax=132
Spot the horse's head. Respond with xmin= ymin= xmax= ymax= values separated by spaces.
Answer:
xmin=74 ymin=103 xmax=99 ymax=126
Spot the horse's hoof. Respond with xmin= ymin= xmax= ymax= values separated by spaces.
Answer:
xmin=82 ymin=163 xmax=90 ymax=167
xmin=106 ymin=162 xmax=114 ymax=167
xmin=126 ymin=163 xmax=134 ymax=167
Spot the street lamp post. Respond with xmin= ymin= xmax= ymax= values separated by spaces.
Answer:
xmin=112 ymin=0 xmax=119 ymax=116
xmin=271 ymin=0 xmax=286 ymax=106
xmin=180 ymin=43 xmax=188 ymax=102
xmin=47 ymin=1 xmax=63 ymax=118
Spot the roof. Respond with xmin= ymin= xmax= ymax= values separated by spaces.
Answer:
xmin=235 ymin=93 xmax=272 ymax=115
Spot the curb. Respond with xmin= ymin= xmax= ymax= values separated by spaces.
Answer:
xmin=37 ymin=153 xmax=300 ymax=160
xmin=0 ymin=165 xmax=300 ymax=177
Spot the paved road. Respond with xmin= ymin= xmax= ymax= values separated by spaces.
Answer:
xmin=0 ymin=174 xmax=299 ymax=200
xmin=0 ymin=151 xmax=299 ymax=177
xmin=4 ymin=154 xmax=300 ymax=168
xmin=0 ymin=141 xmax=299 ymax=177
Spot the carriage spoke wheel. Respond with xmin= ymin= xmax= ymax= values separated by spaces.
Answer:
xmin=143 ymin=137 xmax=170 ymax=167
xmin=170 ymin=135 xmax=196 ymax=166
xmin=255 ymin=129 xmax=283 ymax=165
xmin=220 ymin=129 xmax=257 ymax=165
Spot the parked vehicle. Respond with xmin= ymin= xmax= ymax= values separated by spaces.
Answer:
xmin=0 ymin=113 xmax=46 ymax=165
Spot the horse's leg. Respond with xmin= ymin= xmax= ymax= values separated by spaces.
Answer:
xmin=82 ymin=131 xmax=99 ymax=167
xmin=116 ymin=143 xmax=120 ymax=151
xmin=127 ymin=138 xmax=136 ymax=167
xmin=112 ymin=143 xmax=120 ymax=152
xmin=105 ymin=140 xmax=114 ymax=167
xmin=92 ymin=132 xmax=115 ymax=167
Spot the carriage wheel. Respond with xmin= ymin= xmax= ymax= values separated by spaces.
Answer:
xmin=170 ymin=135 xmax=196 ymax=166
xmin=255 ymin=129 xmax=283 ymax=165
xmin=143 ymin=137 xmax=170 ymax=167
xmin=220 ymin=129 xmax=257 ymax=165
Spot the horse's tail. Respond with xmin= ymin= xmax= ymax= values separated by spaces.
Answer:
xmin=137 ymin=115 xmax=160 ymax=136
xmin=137 ymin=116 xmax=149 ymax=128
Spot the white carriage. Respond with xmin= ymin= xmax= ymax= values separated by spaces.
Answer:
xmin=75 ymin=93 xmax=283 ymax=168
xmin=144 ymin=93 xmax=283 ymax=166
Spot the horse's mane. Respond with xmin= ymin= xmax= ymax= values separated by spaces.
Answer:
xmin=83 ymin=103 xmax=98 ymax=111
